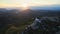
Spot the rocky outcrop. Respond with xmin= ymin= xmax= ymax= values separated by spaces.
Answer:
xmin=22 ymin=17 xmax=60 ymax=34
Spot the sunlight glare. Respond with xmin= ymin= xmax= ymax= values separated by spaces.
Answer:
xmin=21 ymin=3 xmax=29 ymax=10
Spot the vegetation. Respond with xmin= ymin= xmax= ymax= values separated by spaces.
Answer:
xmin=0 ymin=9 xmax=60 ymax=34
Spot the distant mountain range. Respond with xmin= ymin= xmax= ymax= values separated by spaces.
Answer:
xmin=30 ymin=5 xmax=60 ymax=10
xmin=1 ymin=5 xmax=60 ymax=10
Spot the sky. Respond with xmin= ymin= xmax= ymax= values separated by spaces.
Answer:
xmin=0 ymin=0 xmax=59 ymax=8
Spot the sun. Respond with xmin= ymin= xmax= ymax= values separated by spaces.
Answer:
xmin=21 ymin=3 xmax=29 ymax=10
xmin=22 ymin=3 xmax=28 ymax=8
